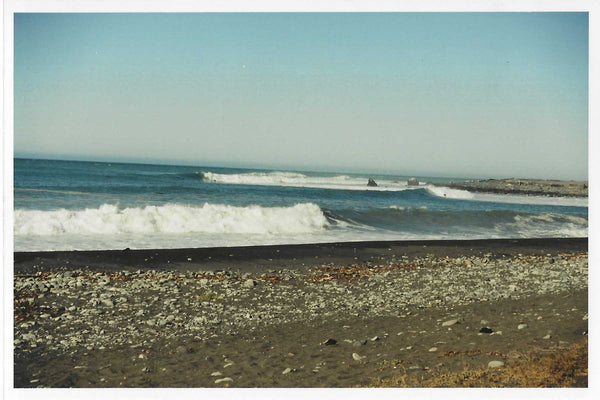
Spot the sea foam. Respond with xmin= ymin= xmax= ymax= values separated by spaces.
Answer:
xmin=14 ymin=203 xmax=330 ymax=236
xmin=200 ymin=171 xmax=413 ymax=191
xmin=426 ymin=185 xmax=587 ymax=207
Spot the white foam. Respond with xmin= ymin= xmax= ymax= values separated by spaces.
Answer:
xmin=201 ymin=171 xmax=410 ymax=191
xmin=14 ymin=203 xmax=329 ymax=236
xmin=427 ymin=185 xmax=587 ymax=207
xmin=502 ymin=213 xmax=588 ymax=238
xmin=426 ymin=185 xmax=475 ymax=200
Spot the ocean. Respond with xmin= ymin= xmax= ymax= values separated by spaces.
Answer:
xmin=13 ymin=158 xmax=588 ymax=252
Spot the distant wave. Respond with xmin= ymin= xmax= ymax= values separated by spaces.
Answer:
xmin=425 ymin=185 xmax=588 ymax=207
xmin=14 ymin=203 xmax=330 ymax=236
xmin=196 ymin=171 xmax=420 ymax=191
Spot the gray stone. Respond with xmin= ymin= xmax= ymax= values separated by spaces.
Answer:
xmin=488 ymin=360 xmax=505 ymax=368
xmin=22 ymin=333 xmax=37 ymax=342
xmin=102 ymin=299 xmax=115 ymax=308
xmin=442 ymin=319 xmax=459 ymax=327
xmin=243 ymin=279 xmax=257 ymax=288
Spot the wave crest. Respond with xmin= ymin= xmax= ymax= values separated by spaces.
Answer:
xmin=199 ymin=171 xmax=410 ymax=191
xmin=14 ymin=203 xmax=330 ymax=236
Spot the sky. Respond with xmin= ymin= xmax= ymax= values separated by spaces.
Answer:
xmin=13 ymin=12 xmax=588 ymax=180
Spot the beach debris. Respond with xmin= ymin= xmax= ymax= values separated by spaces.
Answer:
xmin=352 ymin=353 xmax=366 ymax=361
xmin=211 ymin=371 xmax=222 ymax=376
xmin=367 ymin=178 xmax=378 ymax=187
xmin=442 ymin=319 xmax=459 ymax=327
xmin=214 ymin=377 xmax=233 ymax=384
xmin=370 ymin=336 xmax=380 ymax=342
xmin=488 ymin=360 xmax=505 ymax=368
xmin=323 ymin=338 xmax=337 ymax=346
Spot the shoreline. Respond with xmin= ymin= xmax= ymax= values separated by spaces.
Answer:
xmin=13 ymin=237 xmax=588 ymax=388
xmin=14 ymin=237 xmax=588 ymax=274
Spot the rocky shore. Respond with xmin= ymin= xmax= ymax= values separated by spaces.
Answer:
xmin=446 ymin=178 xmax=588 ymax=197
xmin=14 ymin=239 xmax=588 ymax=387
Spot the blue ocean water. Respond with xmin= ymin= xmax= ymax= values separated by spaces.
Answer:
xmin=13 ymin=158 xmax=588 ymax=251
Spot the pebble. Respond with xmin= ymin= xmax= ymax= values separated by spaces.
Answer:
xmin=352 ymin=353 xmax=366 ymax=361
xmin=13 ymin=252 xmax=588 ymax=374
xmin=22 ymin=333 xmax=36 ymax=342
xmin=543 ymin=334 xmax=552 ymax=340
xmin=488 ymin=360 xmax=505 ymax=368
xmin=214 ymin=377 xmax=233 ymax=384
xmin=428 ymin=347 xmax=438 ymax=352
xmin=442 ymin=319 xmax=459 ymax=327
xmin=211 ymin=372 xmax=222 ymax=376
xmin=323 ymin=338 xmax=337 ymax=346
xmin=282 ymin=367 xmax=292 ymax=375
xmin=243 ymin=279 xmax=257 ymax=288
xmin=517 ymin=324 xmax=529 ymax=330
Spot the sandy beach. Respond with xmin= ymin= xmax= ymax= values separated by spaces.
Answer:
xmin=13 ymin=238 xmax=588 ymax=388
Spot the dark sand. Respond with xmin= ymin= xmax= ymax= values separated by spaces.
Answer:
xmin=14 ymin=238 xmax=588 ymax=388
xmin=14 ymin=237 xmax=588 ymax=274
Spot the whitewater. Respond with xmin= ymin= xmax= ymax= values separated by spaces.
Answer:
xmin=14 ymin=158 xmax=588 ymax=251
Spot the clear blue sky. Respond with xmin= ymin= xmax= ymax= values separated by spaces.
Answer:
xmin=14 ymin=13 xmax=588 ymax=180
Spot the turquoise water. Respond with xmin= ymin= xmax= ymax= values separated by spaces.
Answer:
xmin=14 ymin=158 xmax=588 ymax=251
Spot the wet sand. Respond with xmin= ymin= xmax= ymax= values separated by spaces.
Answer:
xmin=14 ymin=238 xmax=588 ymax=388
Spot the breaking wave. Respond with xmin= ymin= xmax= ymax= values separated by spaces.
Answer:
xmin=14 ymin=203 xmax=330 ymax=236
xmin=426 ymin=185 xmax=588 ymax=207
xmin=197 ymin=171 xmax=419 ymax=191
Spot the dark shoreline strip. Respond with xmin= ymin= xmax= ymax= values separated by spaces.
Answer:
xmin=14 ymin=237 xmax=588 ymax=274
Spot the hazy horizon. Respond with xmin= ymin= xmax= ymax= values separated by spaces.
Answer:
xmin=13 ymin=152 xmax=590 ymax=182
xmin=14 ymin=13 xmax=589 ymax=181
